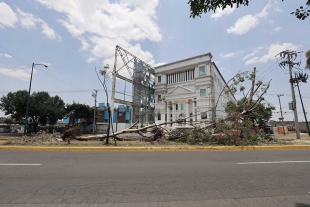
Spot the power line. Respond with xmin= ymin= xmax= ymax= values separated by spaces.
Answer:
xmin=0 ymin=44 xmax=31 ymax=66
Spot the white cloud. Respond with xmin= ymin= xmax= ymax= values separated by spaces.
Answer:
xmin=0 ymin=2 xmax=18 ymax=28
xmin=245 ymin=43 xmax=300 ymax=66
xmin=227 ymin=14 xmax=259 ymax=35
xmin=220 ymin=51 xmax=244 ymax=59
xmin=211 ymin=6 xmax=235 ymax=19
xmin=36 ymin=0 xmax=162 ymax=66
xmin=0 ymin=54 xmax=12 ymax=58
xmin=87 ymin=57 xmax=97 ymax=63
xmin=78 ymin=37 xmax=90 ymax=51
xmin=16 ymin=8 xmax=61 ymax=41
xmin=243 ymin=47 xmax=264 ymax=60
xmin=0 ymin=67 xmax=36 ymax=81
xmin=227 ymin=2 xmax=271 ymax=35
xmin=40 ymin=21 xmax=61 ymax=41
xmin=273 ymin=26 xmax=282 ymax=32
xmin=16 ymin=8 xmax=37 ymax=29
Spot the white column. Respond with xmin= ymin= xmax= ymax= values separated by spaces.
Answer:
xmin=172 ymin=102 xmax=176 ymax=127
xmin=186 ymin=100 xmax=189 ymax=126
xmin=192 ymin=100 xmax=196 ymax=122
xmin=167 ymin=103 xmax=171 ymax=127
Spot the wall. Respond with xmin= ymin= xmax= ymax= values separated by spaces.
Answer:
xmin=112 ymin=123 xmax=131 ymax=132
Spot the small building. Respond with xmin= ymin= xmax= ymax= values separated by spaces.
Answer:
xmin=154 ymin=52 xmax=235 ymax=127
xmin=96 ymin=103 xmax=131 ymax=124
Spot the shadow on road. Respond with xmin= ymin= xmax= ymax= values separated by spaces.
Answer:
xmin=296 ymin=203 xmax=310 ymax=207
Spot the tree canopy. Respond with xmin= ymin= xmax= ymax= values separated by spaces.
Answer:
xmin=188 ymin=0 xmax=310 ymax=20
xmin=65 ymin=102 xmax=93 ymax=125
xmin=225 ymin=97 xmax=275 ymax=127
xmin=0 ymin=90 xmax=66 ymax=131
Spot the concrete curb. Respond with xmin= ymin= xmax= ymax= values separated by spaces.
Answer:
xmin=0 ymin=145 xmax=310 ymax=151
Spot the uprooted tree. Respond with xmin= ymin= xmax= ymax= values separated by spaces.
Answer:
xmin=212 ymin=67 xmax=274 ymax=144
xmin=76 ymin=67 xmax=276 ymax=146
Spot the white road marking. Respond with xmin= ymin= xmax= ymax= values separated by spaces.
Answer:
xmin=238 ymin=161 xmax=310 ymax=165
xmin=0 ymin=163 xmax=41 ymax=166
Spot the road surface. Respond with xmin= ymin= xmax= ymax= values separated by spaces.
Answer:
xmin=0 ymin=150 xmax=310 ymax=206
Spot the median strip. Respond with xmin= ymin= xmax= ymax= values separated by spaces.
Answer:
xmin=0 ymin=145 xmax=310 ymax=151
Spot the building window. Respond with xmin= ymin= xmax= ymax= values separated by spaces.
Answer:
xmin=158 ymin=94 xmax=161 ymax=101
xmin=200 ymin=89 xmax=206 ymax=97
xmin=158 ymin=113 xmax=161 ymax=120
xmin=199 ymin=66 xmax=206 ymax=75
xmin=181 ymin=103 xmax=184 ymax=110
xmin=176 ymin=104 xmax=178 ymax=110
xmin=158 ymin=75 xmax=161 ymax=83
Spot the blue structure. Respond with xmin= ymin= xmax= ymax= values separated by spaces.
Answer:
xmin=62 ymin=117 xmax=81 ymax=124
xmin=97 ymin=103 xmax=131 ymax=123
xmin=61 ymin=103 xmax=131 ymax=125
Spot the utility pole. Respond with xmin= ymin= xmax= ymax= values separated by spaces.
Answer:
xmin=293 ymin=72 xmax=310 ymax=137
xmin=279 ymin=50 xmax=301 ymax=139
xmin=24 ymin=63 xmax=48 ymax=135
xmin=92 ymin=90 xmax=98 ymax=134
xmin=277 ymin=94 xmax=285 ymax=135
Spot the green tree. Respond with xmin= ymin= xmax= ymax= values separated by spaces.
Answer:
xmin=0 ymin=90 xmax=66 ymax=132
xmin=65 ymin=102 xmax=93 ymax=125
xmin=306 ymin=50 xmax=310 ymax=68
xmin=188 ymin=0 xmax=310 ymax=20
xmin=225 ymin=97 xmax=275 ymax=127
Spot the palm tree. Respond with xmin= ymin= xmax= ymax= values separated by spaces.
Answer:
xmin=306 ymin=50 xmax=310 ymax=69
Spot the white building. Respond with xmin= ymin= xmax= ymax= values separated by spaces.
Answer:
xmin=154 ymin=52 xmax=235 ymax=127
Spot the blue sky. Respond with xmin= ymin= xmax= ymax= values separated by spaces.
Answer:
xmin=0 ymin=0 xmax=309 ymax=121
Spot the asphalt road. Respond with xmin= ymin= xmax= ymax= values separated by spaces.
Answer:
xmin=0 ymin=150 xmax=310 ymax=207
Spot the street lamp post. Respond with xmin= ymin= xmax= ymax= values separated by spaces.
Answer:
xmin=24 ymin=63 xmax=48 ymax=135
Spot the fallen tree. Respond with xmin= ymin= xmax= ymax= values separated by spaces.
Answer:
xmin=65 ymin=67 xmax=276 ymax=146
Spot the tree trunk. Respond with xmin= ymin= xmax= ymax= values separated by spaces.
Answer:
xmin=105 ymin=107 xmax=111 ymax=144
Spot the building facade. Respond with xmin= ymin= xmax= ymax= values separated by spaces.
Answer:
xmin=154 ymin=53 xmax=234 ymax=126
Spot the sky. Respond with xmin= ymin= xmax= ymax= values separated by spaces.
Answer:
xmin=0 ymin=0 xmax=309 ymax=122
